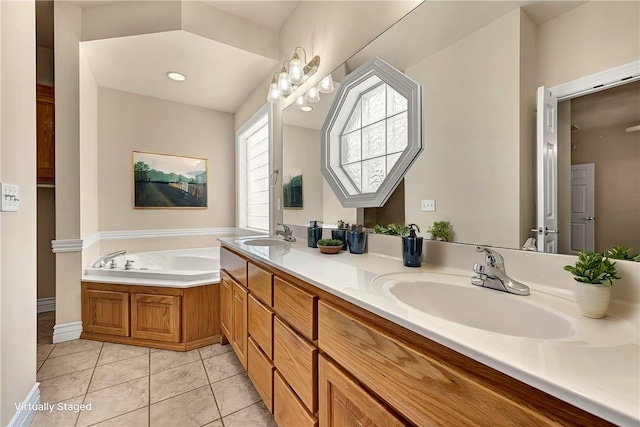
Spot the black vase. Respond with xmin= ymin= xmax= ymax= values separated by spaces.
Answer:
xmin=331 ymin=229 xmax=348 ymax=250
xmin=307 ymin=226 xmax=322 ymax=248
xmin=347 ymin=231 xmax=367 ymax=254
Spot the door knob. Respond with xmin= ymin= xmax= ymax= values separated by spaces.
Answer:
xmin=531 ymin=227 xmax=559 ymax=235
xmin=582 ymin=216 xmax=595 ymax=221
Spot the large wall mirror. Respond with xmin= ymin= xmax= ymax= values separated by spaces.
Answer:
xmin=282 ymin=0 xmax=640 ymax=256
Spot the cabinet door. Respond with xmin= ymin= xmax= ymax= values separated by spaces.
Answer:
xmin=83 ymin=289 xmax=130 ymax=336
xmin=131 ymin=294 xmax=181 ymax=342
xmin=231 ymin=281 xmax=248 ymax=369
xmin=319 ymin=355 xmax=406 ymax=427
xmin=220 ymin=275 xmax=233 ymax=342
xmin=36 ymin=85 xmax=55 ymax=184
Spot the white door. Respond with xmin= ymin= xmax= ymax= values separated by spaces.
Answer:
xmin=571 ymin=163 xmax=595 ymax=253
xmin=536 ymin=87 xmax=559 ymax=253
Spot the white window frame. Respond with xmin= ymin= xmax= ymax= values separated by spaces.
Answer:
xmin=236 ymin=103 xmax=273 ymax=233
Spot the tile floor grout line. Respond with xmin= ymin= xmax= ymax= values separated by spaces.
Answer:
xmin=200 ymin=351 xmax=225 ymax=426
xmin=36 ymin=353 xmax=103 ymax=383
xmin=76 ymin=342 xmax=104 ymax=427
xmin=95 ymin=347 xmax=150 ymax=368
xmin=83 ymin=406 xmax=149 ymax=427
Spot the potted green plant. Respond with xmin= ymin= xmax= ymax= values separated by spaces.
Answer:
xmin=373 ymin=223 xmax=410 ymax=236
xmin=316 ymin=238 xmax=345 ymax=255
xmin=331 ymin=220 xmax=349 ymax=250
xmin=427 ymin=221 xmax=451 ymax=242
xmin=564 ymin=252 xmax=621 ymax=318
xmin=604 ymin=245 xmax=640 ymax=262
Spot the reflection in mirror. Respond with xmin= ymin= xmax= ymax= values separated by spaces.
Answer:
xmin=282 ymin=0 xmax=639 ymax=255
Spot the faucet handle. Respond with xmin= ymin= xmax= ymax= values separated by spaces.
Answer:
xmin=473 ymin=263 xmax=486 ymax=275
xmin=277 ymin=223 xmax=291 ymax=233
xmin=475 ymin=245 xmax=504 ymax=269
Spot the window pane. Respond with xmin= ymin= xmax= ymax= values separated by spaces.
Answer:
xmin=361 ymin=84 xmax=385 ymax=126
xmin=362 ymin=121 xmax=385 ymax=160
xmin=341 ymin=131 xmax=361 ymax=164
xmin=387 ymin=111 xmax=408 ymax=154
xmin=246 ymin=120 xmax=269 ymax=231
xmin=362 ymin=157 xmax=386 ymax=193
xmin=344 ymin=99 xmax=362 ymax=134
xmin=387 ymin=152 xmax=402 ymax=172
xmin=343 ymin=163 xmax=362 ymax=192
xmin=387 ymin=86 xmax=407 ymax=116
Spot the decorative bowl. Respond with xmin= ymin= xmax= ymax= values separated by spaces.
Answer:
xmin=317 ymin=245 xmax=342 ymax=254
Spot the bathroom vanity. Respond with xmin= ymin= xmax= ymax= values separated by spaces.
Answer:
xmin=219 ymin=238 xmax=639 ymax=426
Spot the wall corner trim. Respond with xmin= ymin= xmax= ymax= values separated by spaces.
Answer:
xmin=550 ymin=60 xmax=640 ymax=101
xmin=7 ymin=383 xmax=41 ymax=427
xmin=51 ymin=239 xmax=84 ymax=253
xmin=53 ymin=321 xmax=83 ymax=343
xmin=37 ymin=297 xmax=56 ymax=313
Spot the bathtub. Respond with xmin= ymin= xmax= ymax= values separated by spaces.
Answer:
xmin=83 ymin=247 xmax=220 ymax=287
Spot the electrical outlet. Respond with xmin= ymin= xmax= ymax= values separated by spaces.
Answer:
xmin=1 ymin=183 xmax=19 ymax=212
xmin=421 ymin=199 xmax=435 ymax=212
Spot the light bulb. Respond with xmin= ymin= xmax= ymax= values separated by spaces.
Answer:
xmin=301 ymin=105 xmax=313 ymax=112
xmin=304 ymin=86 xmax=320 ymax=103
xmin=293 ymin=96 xmax=307 ymax=109
xmin=289 ymin=56 xmax=305 ymax=85
xmin=266 ymin=79 xmax=282 ymax=103
xmin=277 ymin=70 xmax=293 ymax=95
xmin=317 ymin=74 xmax=335 ymax=93
xmin=166 ymin=71 xmax=186 ymax=81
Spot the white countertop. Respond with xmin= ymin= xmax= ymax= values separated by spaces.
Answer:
xmin=219 ymin=237 xmax=640 ymax=426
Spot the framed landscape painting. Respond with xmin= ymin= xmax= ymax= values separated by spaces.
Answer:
xmin=283 ymin=168 xmax=303 ymax=209
xmin=133 ymin=151 xmax=207 ymax=209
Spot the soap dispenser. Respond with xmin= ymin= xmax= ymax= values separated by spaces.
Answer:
xmin=402 ymin=224 xmax=423 ymax=267
xmin=307 ymin=220 xmax=323 ymax=248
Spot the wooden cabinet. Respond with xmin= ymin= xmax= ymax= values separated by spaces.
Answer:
xmin=131 ymin=293 xmax=181 ymax=342
xmin=274 ymin=277 xmax=317 ymax=341
xmin=36 ymin=85 xmax=55 ymax=184
xmin=231 ymin=280 xmax=248 ymax=369
xmin=220 ymin=274 xmax=233 ymax=341
xmin=275 ymin=370 xmax=318 ymax=427
xmin=81 ymin=282 xmax=220 ymax=351
xmin=318 ymin=355 xmax=405 ymax=427
xmin=248 ymin=263 xmax=273 ymax=306
xmin=248 ymin=294 xmax=274 ymax=358
xmin=248 ymin=337 xmax=275 ymax=413
xmin=83 ymin=289 xmax=129 ymax=337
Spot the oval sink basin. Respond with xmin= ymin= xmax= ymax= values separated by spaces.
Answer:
xmin=241 ymin=238 xmax=290 ymax=247
xmin=387 ymin=279 xmax=574 ymax=339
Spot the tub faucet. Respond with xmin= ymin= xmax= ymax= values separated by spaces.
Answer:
xmin=92 ymin=250 xmax=127 ymax=268
xmin=471 ymin=246 xmax=530 ymax=296
xmin=275 ymin=223 xmax=296 ymax=242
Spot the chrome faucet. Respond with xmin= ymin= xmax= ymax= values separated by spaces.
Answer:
xmin=92 ymin=250 xmax=127 ymax=268
xmin=471 ymin=246 xmax=530 ymax=296
xmin=275 ymin=223 xmax=296 ymax=242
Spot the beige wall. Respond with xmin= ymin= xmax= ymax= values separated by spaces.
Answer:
xmin=97 ymin=88 xmax=235 ymax=232
xmin=537 ymin=1 xmax=640 ymax=88
xmin=404 ymin=9 xmax=524 ymax=248
xmin=282 ymin=124 xmax=323 ymax=225
xmin=37 ymin=188 xmax=56 ymax=299
xmin=571 ymin=125 xmax=640 ymax=252
xmin=36 ymin=46 xmax=54 ymax=86
xmin=0 ymin=0 xmax=37 ymax=423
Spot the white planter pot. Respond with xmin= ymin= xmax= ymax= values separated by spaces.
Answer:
xmin=574 ymin=282 xmax=612 ymax=318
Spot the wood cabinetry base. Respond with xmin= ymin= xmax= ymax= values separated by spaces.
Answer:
xmin=81 ymin=332 xmax=222 ymax=351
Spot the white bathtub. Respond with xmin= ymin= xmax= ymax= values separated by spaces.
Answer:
xmin=83 ymin=247 xmax=220 ymax=288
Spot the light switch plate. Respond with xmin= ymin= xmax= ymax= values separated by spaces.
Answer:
xmin=1 ymin=183 xmax=19 ymax=212
xmin=421 ymin=199 xmax=435 ymax=212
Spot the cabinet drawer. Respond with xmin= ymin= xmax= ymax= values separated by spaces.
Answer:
xmin=274 ymin=277 xmax=317 ymax=341
xmin=274 ymin=370 xmax=318 ymax=427
xmin=248 ymin=294 xmax=274 ymax=358
xmin=248 ymin=262 xmax=273 ymax=306
xmin=318 ymin=301 xmax=550 ymax=426
xmin=274 ymin=316 xmax=317 ymax=413
xmin=131 ymin=294 xmax=181 ymax=342
xmin=221 ymin=247 xmax=247 ymax=287
xmin=248 ymin=337 xmax=274 ymax=413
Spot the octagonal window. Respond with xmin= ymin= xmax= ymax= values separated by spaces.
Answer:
xmin=321 ymin=57 xmax=422 ymax=208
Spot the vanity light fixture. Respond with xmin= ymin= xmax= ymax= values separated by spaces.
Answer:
xmin=304 ymin=86 xmax=320 ymax=103
xmin=166 ymin=71 xmax=186 ymax=81
xmin=266 ymin=46 xmax=320 ymax=103
xmin=293 ymin=95 xmax=313 ymax=112
xmin=267 ymin=73 xmax=283 ymax=103
xmin=317 ymin=74 xmax=335 ymax=93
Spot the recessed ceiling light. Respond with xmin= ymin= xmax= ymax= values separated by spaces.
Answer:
xmin=166 ymin=71 xmax=186 ymax=82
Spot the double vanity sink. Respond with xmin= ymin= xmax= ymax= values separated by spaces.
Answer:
xmin=228 ymin=235 xmax=639 ymax=425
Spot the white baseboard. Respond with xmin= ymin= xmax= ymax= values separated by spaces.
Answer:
xmin=8 ymin=383 xmax=40 ymax=427
xmin=37 ymin=297 xmax=56 ymax=313
xmin=53 ymin=321 xmax=83 ymax=343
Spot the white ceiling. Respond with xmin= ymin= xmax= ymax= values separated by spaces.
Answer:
xmin=203 ymin=1 xmax=299 ymax=32
xmin=571 ymin=80 xmax=640 ymax=132
xmin=81 ymin=30 xmax=278 ymax=113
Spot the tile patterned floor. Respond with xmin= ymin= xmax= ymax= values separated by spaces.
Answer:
xmin=33 ymin=312 xmax=275 ymax=427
